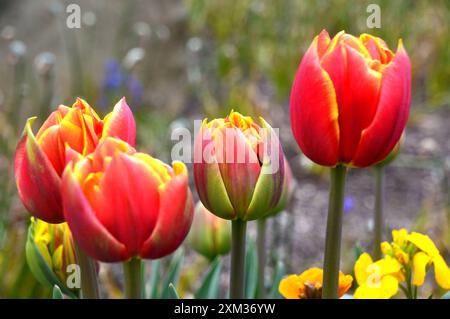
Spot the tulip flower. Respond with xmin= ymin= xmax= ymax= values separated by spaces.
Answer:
xmin=194 ymin=111 xmax=287 ymax=298
xmin=194 ymin=111 xmax=286 ymax=221
xmin=289 ymin=30 xmax=411 ymax=298
xmin=290 ymin=30 xmax=411 ymax=168
xmin=62 ymin=137 xmax=194 ymax=262
xmin=14 ymin=97 xmax=136 ymax=223
xmin=62 ymin=137 xmax=193 ymax=298
xmin=279 ymin=268 xmax=353 ymax=299
xmin=188 ymin=202 xmax=231 ymax=261
xmin=26 ymin=217 xmax=78 ymax=297
xmin=354 ymin=253 xmax=403 ymax=299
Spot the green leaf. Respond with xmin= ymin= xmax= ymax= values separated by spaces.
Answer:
xmin=268 ymin=260 xmax=285 ymax=299
xmin=195 ymin=257 xmax=223 ymax=299
xmin=140 ymin=260 xmax=146 ymax=298
xmin=52 ymin=285 xmax=64 ymax=299
xmin=161 ymin=248 xmax=184 ymax=299
xmin=245 ymin=240 xmax=258 ymax=299
xmin=149 ymin=259 xmax=161 ymax=299
xmin=440 ymin=291 xmax=449 ymax=299
xmin=167 ymin=283 xmax=180 ymax=299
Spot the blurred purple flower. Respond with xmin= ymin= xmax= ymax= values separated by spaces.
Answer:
xmin=126 ymin=75 xmax=144 ymax=105
xmin=103 ymin=59 xmax=123 ymax=91
xmin=99 ymin=58 xmax=143 ymax=109
xmin=343 ymin=196 xmax=354 ymax=214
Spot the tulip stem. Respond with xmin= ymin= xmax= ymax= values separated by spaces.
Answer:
xmin=230 ymin=219 xmax=247 ymax=299
xmin=322 ymin=165 xmax=347 ymax=299
xmin=257 ymin=218 xmax=267 ymax=299
xmin=123 ymin=258 xmax=142 ymax=299
xmin=373 ymin=166 xmax=385 ymax=260
xmin=74 ymin=241 xmax=100 ymax=299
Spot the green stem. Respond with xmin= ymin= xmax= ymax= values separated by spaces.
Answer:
xmin=322 ymin=165 xmax=347 ymax=299
xmin=74 ymin=241 xmax=100 ymax=299
xmin=230 ymin=219 xmax=247 ymax=299
xmin=257 ymin=218 xmax=267 ymax=299
xmin=373 ymin=166 xmax=385 ymax=260
xmin=123 ymin=258 xmax=142 ymax=299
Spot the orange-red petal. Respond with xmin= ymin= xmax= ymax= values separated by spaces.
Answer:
xmin=290 ymin=35 xmax=340 ymax=166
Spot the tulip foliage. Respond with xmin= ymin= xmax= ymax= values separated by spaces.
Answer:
xmin=12 ymin=29 xmax=449 ymax=300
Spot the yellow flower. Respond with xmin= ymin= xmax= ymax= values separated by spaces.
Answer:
xmin=392 ymin=228 xmax=409 ymax=246
xmin=26 ymin=217 xmax=77 ymax=296
xmin=407 ymin=232 xmax=450 ymax=289
xmin=381 ymin=229 xmax=412 ymax=266
xmin=354 ymin=253 xmax=403 ymax=299
xmin=279 ymin=267 xmax=353 ymax=299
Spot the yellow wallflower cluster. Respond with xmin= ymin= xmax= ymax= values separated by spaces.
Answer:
xmin=354 ymin=229 xmax=450 ymax=299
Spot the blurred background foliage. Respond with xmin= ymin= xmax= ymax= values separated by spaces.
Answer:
xmin=0 ymin=0 xmax=449 ymax=298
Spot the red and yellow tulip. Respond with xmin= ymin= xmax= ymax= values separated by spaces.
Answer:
xmin=194 ymin=111 xmax=287 ymax=221
xmin=290 ymin=30 xmax=411 ymax=167
xmin=62 ymin=137 xmax=194 ymax=262
xmin=14 ymin=98 xmax=136 ymax=223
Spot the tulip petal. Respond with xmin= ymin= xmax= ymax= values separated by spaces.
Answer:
xmin=14 ymin=118 xmax=64 ymax=223
xmin=246 ymin=119 xmax=285 ymax=220
xmin=93 ymin=153 xmax=160 ymax=256
xmin=141 ymin=162 xmax=194 ymax=259
xmin=351 ymin=41 xmax=411 ymax=167
xmin=412 ymin=251 xmax=431 ymax=286
xmin=321 ymin=40 xmax=382 ymax=163
xmin=102 ymin=97 xmax=136 ymax=147
xmin=58 ymin=108 xmax=87 ymax=155
xmin=214 ymin=126 xmax=261 ymax=218
xmin=194 ymin=125 xmax=236 ymax=219
xmin=36 ymin=105 xmax=70 ymax=137
xmin=36 ymin=125 xmax=65 ymax=176
xmin=290 ymin=35 xmax=340 ymax=166
xmin=62 ymin=165 xmax=128 ymax=262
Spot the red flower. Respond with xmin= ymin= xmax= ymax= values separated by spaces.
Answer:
xmin=62 ymin=137 xmax=194 ymax=262
xmin=14 ymin=98 xmax=136 ymax=223
xmin=290 ymin=30 xmax=411 ymax=167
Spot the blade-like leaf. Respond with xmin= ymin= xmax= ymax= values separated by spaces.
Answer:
xmin=195 ymin=257 xmax=223 ymax=299
xmin=161 ymin=248 xmax=184 ymax=299
xmin=52 ymin=285 xmax=64 ymax=299
xmin=245 ymin=240 xmax=258 ymax=299
xmin=168 ymin=283 xmax=180 ymax=299
xmin=269 ymin=260 xmax=285 ymax=299
xmin=141 ymin=260 xmax=146 ymax=298
xmin=148 ymin=259 xmax=161 ymax=299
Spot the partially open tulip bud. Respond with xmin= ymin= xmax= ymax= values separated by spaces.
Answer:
xmin=194 ymin=111 xmax=287 ymax=221
xmin=188 ymin=202 xmax=231 ymax=261
xmin=14 ymin=97 xmax=136 ymax=223
xmin=62 ymin=137 xmax=194 ymax=262
xmin=26 ymin=217 xmax=78 ymax=297
xmin=290 ymin=30 xmax=411 ymax=168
